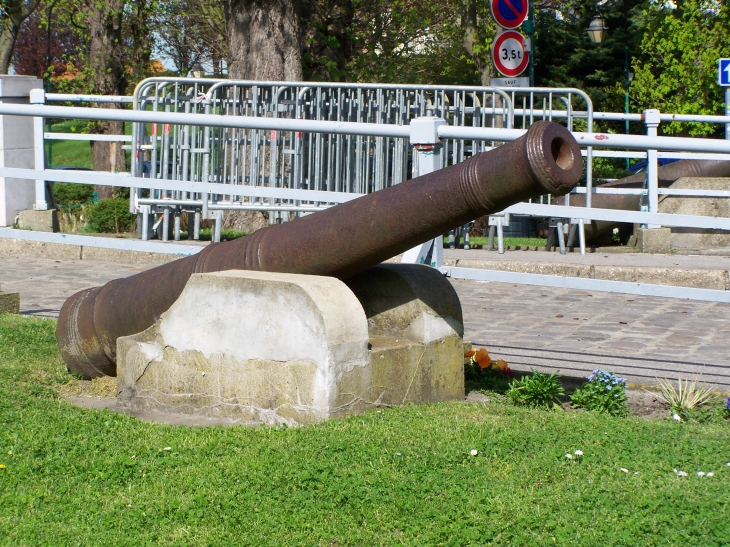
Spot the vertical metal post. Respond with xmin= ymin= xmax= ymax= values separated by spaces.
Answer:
xmin=578 ymin=218 xmax=586 ymax=256
xmin=193 ymin=210 xmax=201 ymax=240
xmin=162 ymin=207 xmax=170 ymax=242
xmin=725 ymin=88 xmax=730 ymax=140
xmin=644 ymin=109 xmax=661 ymax=228
xmin=174 ymin=209 xmax=181 ymax=241
xmin=30 ymin=89 xmax=48 ymax=210
xmin=141 ymin=205 xmax=150 ymax=241
xmin=401 ymin=117 xmax=446 ymax=267
xmin=487 ymin=225 xmax=496 ymax=251
xmin=556 ymin=221 xmax=566 ymax=255
xmin=214 ymin=210 xmax=223 ymax=242
xmin=527 ymin=0 xmax=535 ymax=87
xmin=496 ymin=218 xmax=504 ymax=254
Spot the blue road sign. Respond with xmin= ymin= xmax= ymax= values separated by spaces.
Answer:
xmin=490 ymin=0 xmax=528 ymax=30
xmin=719 ymin=59 xmax=730 ymax=86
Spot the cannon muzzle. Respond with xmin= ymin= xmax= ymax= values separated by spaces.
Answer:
xmin=57 ymin=120 xmax=583 ymax=378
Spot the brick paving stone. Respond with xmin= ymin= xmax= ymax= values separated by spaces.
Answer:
xmin=1 ymin=257 xmax=729 ymax=389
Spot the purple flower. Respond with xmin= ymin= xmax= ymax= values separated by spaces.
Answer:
xmin=726 ymin=396 xmax=730 ymax=410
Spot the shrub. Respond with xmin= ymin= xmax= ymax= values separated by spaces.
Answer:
xmin=506 ymin=369 xmax=564 ymax=410
xmin=86 ymin=198 xmax=135 ymax=233
xmin=52 ymin=183 xmax=95 ymax=210
xmin=570 ymin=369 xmax=628 ymax=417
xmin=648 ymin=376 xmax=716 ymax=421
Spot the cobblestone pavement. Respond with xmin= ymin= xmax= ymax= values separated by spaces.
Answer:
xmin=1 ymin=257 xmax=728 ymax=389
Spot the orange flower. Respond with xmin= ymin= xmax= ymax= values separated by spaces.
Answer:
xmin=464 ymin=349 xmax=477 ymax=358
xmin=475 ymin=348 xmax=492 ymax=369
xmin=494 ymin=359 xmax=509 ymax=371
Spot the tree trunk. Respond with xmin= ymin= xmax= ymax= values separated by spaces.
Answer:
xmin=0 ymin=0 xmax=43 ymax=74
xmin=223 ymin=0 xmax=304 ymax=231
xmin=224 ymin=0 xmax=304 ymax=81
xmin=84 ymin=0 xmax=127 ymax=194
xmin=461 ymin=0 xmax=493 ymax=86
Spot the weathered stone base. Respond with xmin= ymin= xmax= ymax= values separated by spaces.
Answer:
xmin=636 ymin=227 xmax=671 ymax=254
xmin=0 ymin=291 xmax=20 ymax=314
xmin=17 ymin=209 xmax=59 ymax=232
xmin=116 ymin=264 xmax=464 ymax=425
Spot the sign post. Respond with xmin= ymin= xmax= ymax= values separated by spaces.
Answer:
xmin=491 ymin=30 xmax=529 ymax=78
xmin=719 ymin=59 xmax=730 ymax=139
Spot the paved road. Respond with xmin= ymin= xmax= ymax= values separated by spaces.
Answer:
xmin=1 ymin=257 xmax=729 ymax=389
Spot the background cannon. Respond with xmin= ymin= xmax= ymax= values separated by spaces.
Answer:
xmin=57 ymin=121 xmax=583 ymax=379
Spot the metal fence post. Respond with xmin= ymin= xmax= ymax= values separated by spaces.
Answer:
xmin=29 ymin=89 xmax=48 ymax=211
xmin=401 ymin=116 xmax=446 ymax=267
xmin=644 ymin=109 xmax=661 ymax=228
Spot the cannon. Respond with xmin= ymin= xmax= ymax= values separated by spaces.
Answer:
xmin=57 ymin=121 xmax=583 ymax=379
xmin=563 ymin=159 xmax=730 ymax=241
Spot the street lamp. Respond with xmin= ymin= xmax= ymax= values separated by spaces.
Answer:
xmin=587 ymin=17 xmax=608 ymax=44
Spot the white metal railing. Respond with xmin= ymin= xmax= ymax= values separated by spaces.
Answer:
xmin=3 ymin=87 xmax=730 ymax=245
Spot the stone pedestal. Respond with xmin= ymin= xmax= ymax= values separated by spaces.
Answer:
xmin=0 ymin=76 xmax=42 ymax=227
xmin=17 ymin=209 xmax=58 ymax=232
xmin=116 ymin=264 xmax=464 ymax=425
xmin=660 ymin=177 xmax=730 ymax=252
xmin=636 ymin=227 xmax=671 ymax=254
xmin=0 ymin=292 xmax=20 ymax=314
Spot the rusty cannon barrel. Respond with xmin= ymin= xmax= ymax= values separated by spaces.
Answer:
xmin=57 ymin=120 xmax=583 ymax=379
xmin=563 ymin=159 xmax=730 ymax=241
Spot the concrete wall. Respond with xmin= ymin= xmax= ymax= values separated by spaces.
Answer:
xmin=0 ymin=76 xmax=42 ymax=227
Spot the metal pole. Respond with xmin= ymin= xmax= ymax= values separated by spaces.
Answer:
xmin=725 ymin=88 xmax=730 ymax=140
xmin=528 ymin=0 xmax=535 ymax=87
xmin=644 ymin=109 xmax=661 ymax=228
xmin=30 ymin=89 xmax=48 ymax=211
xmin=624 ymin=0 xmax=631 ymax=169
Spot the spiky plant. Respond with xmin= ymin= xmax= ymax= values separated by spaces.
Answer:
xmin=647 ymin=376 xmax=716 ymax=420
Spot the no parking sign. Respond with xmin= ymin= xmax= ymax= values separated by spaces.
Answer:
xmin=490 ymin=0 xmax=529 ymax=30
xmin=492 ymin=30 xmax=529 ymax=77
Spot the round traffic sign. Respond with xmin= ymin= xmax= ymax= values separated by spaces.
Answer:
xmin=490 ymin=0 xmax=528 ymax=30
xmin=492 ymin=30 xmax=529 ymax=77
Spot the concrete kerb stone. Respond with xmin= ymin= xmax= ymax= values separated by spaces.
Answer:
xmin=0 ymin=238 xmax=187 ymax=265
xmin=447 ymin=258 xmax=729 ymax=290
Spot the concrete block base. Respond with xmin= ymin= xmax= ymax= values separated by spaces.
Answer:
xmin=0 ymin=292 xmax=20 ymax=314
xmin=17 ymin=209 xmax=59 ymax=232
xmin=116 ymin=264 xmax=464 ymax=425
xmin=636 ymin=227 xmax=671 ymax=254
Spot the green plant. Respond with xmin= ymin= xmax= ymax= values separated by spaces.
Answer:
xmin=464 ymin=347 xmax=513 ymax=394
xmin=2 ymin=315 xmax=730 ymax=545
xmin=570 ymin=369 xmax=628 ymax=417
xmin=506 ymin=369 xmax=565 ymax=410
xmin=648 ymin=376 xmax=717 ymax=421
xmin=52 ymin=183 xmax=95 ymax=211
xmin=85 ymin=198 xmax=135 ymax=233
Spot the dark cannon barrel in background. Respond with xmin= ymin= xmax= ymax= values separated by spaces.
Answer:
xmin=562 ymin=159 xmax=730 ymax=241
xmin=57 ymin=120 xmax=584 ymax=379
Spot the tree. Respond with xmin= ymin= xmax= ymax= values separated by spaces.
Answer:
xmin=0 ymin=0 xmax=43 ymax=73
xmin=630 ymin=0 xmax=730 ymax=135
xmin=11 ymin=2 xmax=81 ymax=79
xmin=223 ymin=0 xmax=303 ymax=80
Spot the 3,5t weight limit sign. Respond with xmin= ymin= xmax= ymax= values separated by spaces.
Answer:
xmin=492 ymin=30 xmax=529 ymax=78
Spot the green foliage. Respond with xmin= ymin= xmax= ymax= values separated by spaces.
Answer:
xmin=85 ymin=198 xmax=135 ymax=233
xmin=506 ymin=369 xmax=565 ymax=410
xmin=631 ymin=0 xmax=730 ymax=136
xmin=648 ymin=376 xmax=718 ymax=421
xmin=3 ymin=315 xmax=730 ymax=545
xmin=52 ymin=183 xmax=95 ymax=210
xmin=571 ymin=369 xmax=629 ymax=417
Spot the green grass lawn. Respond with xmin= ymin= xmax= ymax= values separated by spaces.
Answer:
xmin=1 ymin=314 xmax=729 ymax=546
xmin=445 ymin=236 xmax=548 ymax=248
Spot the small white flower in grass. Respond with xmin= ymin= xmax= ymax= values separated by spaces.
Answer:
xmin=470 ymin=449 xmax=478 ymax=457
xmin=163 ymin=447 xmax=172 ymax=451
xmin=677 ymin=471 xmax=688 ymax=477
xmin=697 ymin=471 xmax=706 ymax=477
xmin=566 ymin=454 xmax=573 ymax=460
xmin=672 ymin=414 xmax=682 ymax=422
xmin=620 ymin=468 xmax=629 ymax=473
xmin=574 ymin=450 xmax=583 ymax=457
xmin=726 ymin=462 xmax=730 ymax=467
xmin=673 ymin=469 xmax=678 ymax=473
xmin=707 ymin=472 xmax=714 ymax=477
